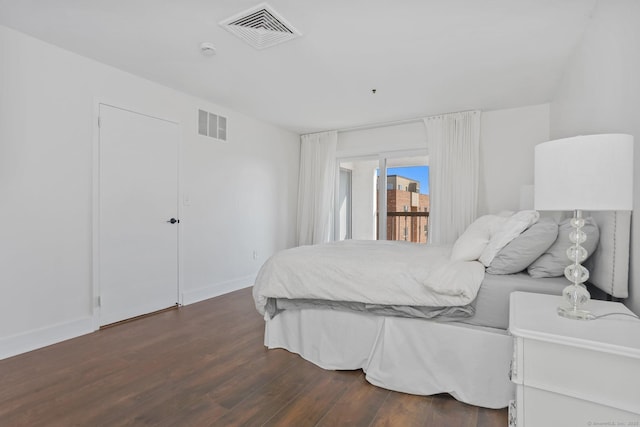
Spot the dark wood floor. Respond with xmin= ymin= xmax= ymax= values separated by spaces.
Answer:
xmin=0 ymin=288 xmax=507 ymax=426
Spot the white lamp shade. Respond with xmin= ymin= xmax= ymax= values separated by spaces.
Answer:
xmin=534 ymin=134 xmax=634 ymax=211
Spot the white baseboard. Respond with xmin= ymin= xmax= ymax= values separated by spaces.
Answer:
xmin=181 ymin=275 xmax=255 ymax=306
xmin=0 ymin=316 xmax=94 ymax=360
xmin=1 ymin=277 xmax=254 ymax=360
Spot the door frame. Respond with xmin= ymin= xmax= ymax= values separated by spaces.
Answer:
xmin=92 ymin=100 xmax=183 ymax=331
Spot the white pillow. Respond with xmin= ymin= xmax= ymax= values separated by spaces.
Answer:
xmin=478 ymin=210 xmax=540 ymax=266
xmin=486 ymin=217 xmax=558 ymax=275
xmin=451 ymin=215 xmax=507 ymax=261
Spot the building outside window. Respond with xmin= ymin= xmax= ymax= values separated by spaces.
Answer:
xmin=383 ymin=174 xmax=430 ymax=243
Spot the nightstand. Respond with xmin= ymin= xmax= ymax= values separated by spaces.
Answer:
xmin=508 ymin=291 xmax=640 ymax=427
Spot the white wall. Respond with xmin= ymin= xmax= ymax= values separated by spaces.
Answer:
xmin=549 ymin=0 xmax=640 ymax=314
xmin=337 ymin=122 xmax=427 ymax=158
xmin=0 ymin=25 xmax=300 ymax=358
xmin=478 ymin=104 xmax=550 ymax=215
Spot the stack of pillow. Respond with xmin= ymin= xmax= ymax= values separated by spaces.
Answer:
xmin=451 ymin=210 xmax=599 ymax=277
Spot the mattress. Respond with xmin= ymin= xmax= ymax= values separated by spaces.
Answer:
xmin=267 ymin=273 xmax=567 ymax=331
xmin=461 ymin=273 xmax=567 ymax=329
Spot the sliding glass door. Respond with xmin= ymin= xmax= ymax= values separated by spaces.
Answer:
xmin=335 ymin=151 xmax=428 ymax=242
xmin=376 ymin=152 xmax=429 ymax=243
xmin=377 ymin=159 xmax=429 ymax=243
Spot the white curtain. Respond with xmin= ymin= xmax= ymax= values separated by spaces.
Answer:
xmin=423 ymin=111 xmax=481 ymax=244
xmin=297 ymin=131 xmax=338 ymax=246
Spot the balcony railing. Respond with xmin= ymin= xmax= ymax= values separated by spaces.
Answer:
xmin=378 ymin=211 xmax=429 ymax=243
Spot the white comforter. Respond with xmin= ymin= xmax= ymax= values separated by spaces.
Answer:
xmin=253 ymin=240 xmax=485 ymax=317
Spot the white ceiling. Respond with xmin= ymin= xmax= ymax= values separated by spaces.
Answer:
xmin=0 ymin=0 xmax=597 ymax=134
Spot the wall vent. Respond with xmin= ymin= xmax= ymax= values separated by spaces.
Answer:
xmin=219 ymin=3 xmax=301 ymax=50
xmin=198 ymin=109 xmax=227 ymax=141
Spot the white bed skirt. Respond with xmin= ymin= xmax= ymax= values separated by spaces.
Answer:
xmin=264 ymin=309 xmax=515 ymax=409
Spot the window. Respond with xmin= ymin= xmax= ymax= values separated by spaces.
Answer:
xmin=337 ymin=153 xmax=428 ymax=242
xmin=379 ymin=162 xmax=430 ymax=243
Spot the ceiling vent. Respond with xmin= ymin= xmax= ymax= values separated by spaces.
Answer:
xmin=219 ymin=3 xmax=301 ymax=50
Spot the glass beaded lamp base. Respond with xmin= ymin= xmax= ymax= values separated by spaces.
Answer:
xmin=557 ymin=305 xmax=595 ymax=320
xmin=557 ymin=210 xmax=595 ymax=321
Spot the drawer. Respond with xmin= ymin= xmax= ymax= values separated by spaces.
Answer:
xmin=521 ymin=386 xmax=640 ymax=426
xmin=522 ymin=339 xmax=640 ymax=414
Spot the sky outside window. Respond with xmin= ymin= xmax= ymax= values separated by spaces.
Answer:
xmin=378 ymin=166 xmax=429 ymax=194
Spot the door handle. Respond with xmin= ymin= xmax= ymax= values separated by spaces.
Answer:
xmin=167 ymin=218 xmax=179 ymax=224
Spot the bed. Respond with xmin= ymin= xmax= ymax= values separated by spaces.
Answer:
xmin=252 ymin=210 xmax=631 ymax=409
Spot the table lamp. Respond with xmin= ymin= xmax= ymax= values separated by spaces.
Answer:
xmin=534 ymin=134 xmax=633 ymax=320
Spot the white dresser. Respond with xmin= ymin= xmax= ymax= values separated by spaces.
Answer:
xmin=508 ymin=291 xmax=640 ymax=427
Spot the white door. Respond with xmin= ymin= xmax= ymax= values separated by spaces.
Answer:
xmin=98 ymin=104 xmax=179 ymax=326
